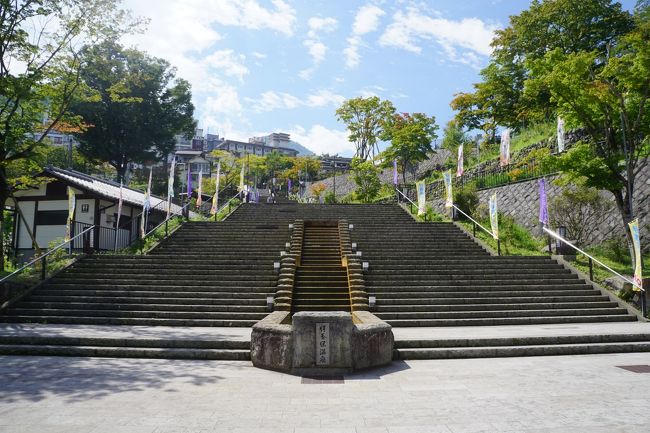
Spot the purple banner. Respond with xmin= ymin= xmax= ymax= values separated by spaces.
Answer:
xmin=187 ymin=167 xmax=192 ymax=197
xmin=288 ymin=179 xmax=292 ymax=192
xmin=539 ymin=178 xmax=549 ymax=225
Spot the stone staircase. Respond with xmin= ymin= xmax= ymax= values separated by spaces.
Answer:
xmin=292 ymin=222 xmax=350 ymax=313
xmin=0 ymin=218 xmax=289 ymax=327
xmin=0 ymin=202 xmax=645 ymax=360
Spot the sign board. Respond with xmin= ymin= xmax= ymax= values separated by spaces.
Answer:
xmin=316 ymin=323 xmax=330 ymax=366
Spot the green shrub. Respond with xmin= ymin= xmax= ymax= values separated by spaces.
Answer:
xmin=454 ymin=185 xmax=479 ymax=218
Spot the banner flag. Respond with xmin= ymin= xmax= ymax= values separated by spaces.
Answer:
xmin=288 ymin=178 xmax=292 ymax=192
xmin=114 ymin=182 xmax=123 ymax=251
xmin=416 ymin=181 xmax=426 ymax=216
xmin=557 ymin=117 xmax=566 ymax=153
xmin=187 ymin=166 xmax=192 ymax=198
xmin=210 ymin=161 xmax=221 ymax=215
xmin=500 ymin=129 xmax=511 ymax=167
xmin=115 ymin=182 xmax=123 ymax=231
xmin=141 ymin=168 xmax=152 ymax=237
xmin=457 ymin=144 xmax=464 ymax=177
xmin=538 ymin=178 xmax=549 ymax=226
xmin=167 ymin=156 xmax=176 ymax=218
xmin=629 ymin=219 xmax=643 ymax=291
xmin=65 ymin=186 xmax=76 ymax=242
xmin=238 ymin=162 xmax=245 ymax=193
xmin=196 ymin=170 xmax=203 ymax=207
xmin=489 ymin=193 xmax=499 ymax=240
xmin=443 ymin=170 xmax=453 ymax=208
xmin=393 ymin=159 xmax=398 ymax=185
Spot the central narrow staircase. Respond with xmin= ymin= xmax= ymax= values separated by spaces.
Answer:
xmin=292 ymin=222 xmax=350 ymax=313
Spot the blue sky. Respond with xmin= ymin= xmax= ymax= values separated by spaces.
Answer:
xmin=122 ymin=0 xmax=638 ymax=156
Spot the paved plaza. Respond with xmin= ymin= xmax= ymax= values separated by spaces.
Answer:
xmin=1 ymin=352 xmax=649 ymax=433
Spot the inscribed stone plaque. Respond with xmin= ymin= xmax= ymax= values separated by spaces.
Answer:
xmin=316 ymin=323 xmax=330 ymax=366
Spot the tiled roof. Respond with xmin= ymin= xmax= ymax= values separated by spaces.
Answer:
xmin=44 ymin=167 xmax=185 ymax=215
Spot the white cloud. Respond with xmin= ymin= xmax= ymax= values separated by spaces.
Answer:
xmin=344 ymin=4 xmax=385 ymax=68
xmin=300 ymin=16 xmax=338 ymax=79
xmin=249 ymin=89 xmax=346 ymax=113
xmin=251 ymin=51 xmax=267 ymax=59
xmin=204 ymin=50 xmax=249 ymax=82
xmin=353 ymin=4 xmax=385 ymax=35
xmin=289 ymin=125 xmax=353 ymax=155
xmin=379 ymin=8 xmax=497 ymax=67
xmin=307 ymin=17 xmax=338 ymax=38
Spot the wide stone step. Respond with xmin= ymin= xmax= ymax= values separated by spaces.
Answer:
xmin=48 ymin=278 xmax=277 ymax=287
xmin=375 ymin=307 xmax=629 ymax=320
xmin=370 ymin=289 xmax=601 ymax=298
xmin=16 ymin=302 xmax=269 ymax=313
xmin=0 ymin=344 xmax=251 ymax=360
xmin=366 ymin=275 xmax=577 ymax=283
xmin=9 ymin=308 xmax=268 ymax=320
xmin=26 ymin=295 xmax=266 ymax=305
xmin=0 ymin=316 xmax=258 ymax=327
xmin=368 ymin=268 xmax=571 ymax=276
xmin=0 ymin=335 xmax=250 ymax=350
xmin=385 ymin=314 xmax=638 ymax=327
xmin=394 ymin=341 xmax=650 ymax=360
xmin=30 ymin=289 xmax=272 ymax=298
xmin=376 ymin=295 xmax=611 ymax=305
xmin=375 ymin=301 xmax=619 ymax=312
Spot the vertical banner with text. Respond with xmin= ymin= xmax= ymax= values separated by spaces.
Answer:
xmin=629 ymin=218 xmax=643 ymax=291
xmin=65 ymin=186 xmax=76 ymax=242
xmin=489 ymin=193 xmax=499 ymax=240
xmin=457 ymin=144 xmax=464 ymax=177
xmin=416 ymin=181 xmax=426 ymax=216
xmin=500 ymin=129 xmax=511 ymax=167
xmin=557 ymin=117 xmax=566 ymax=153
xmin=443 ymin=170 xmax=453 ymax=208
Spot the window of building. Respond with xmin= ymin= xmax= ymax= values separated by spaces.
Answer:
xmin=35 ymin=210 xmax=68 ymax=225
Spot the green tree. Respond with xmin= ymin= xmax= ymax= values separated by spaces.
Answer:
xmin=0 ymin=0 xmax=136 ymax=269
xmin=540 ymin=19 xmax=650 ymax=251
xmin=70 ymin=40 xmax=196 ymax=183
xmin=335 ymin=96 xmax=395 ymax=160
xmin=452 ymin=0 xmax=634 ymax=131
xmin=381 ymin=112 xmax=437 ymax=184
xmin=350 ymin=157 xmax=381 ymax=203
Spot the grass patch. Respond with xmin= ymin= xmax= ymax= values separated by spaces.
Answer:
xmin=457 ymin=215 xmax=546 ymax=256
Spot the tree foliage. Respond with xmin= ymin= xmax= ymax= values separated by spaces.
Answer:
xmin=70 ymin=40 xmax=195 ymax=182
xmin=0 ymin=0 xmax=137 ymax=268
xmin=452 ymin=0 xmax=634 ymax=132
xmin=380 ymin=112 xmax=437 ymax=184
xmin=335 ymin=96 xmax=395 ymax=161
xmin=350 ymin=157 xmax=381 ymax=203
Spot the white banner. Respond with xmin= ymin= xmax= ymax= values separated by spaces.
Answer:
xmin=65 ymin=186 xmax=76 ymax=242
xmin=196 ymin=170 xmax=203 ymax=207
xmin=211 ymin=161 xmax=221 ymax=215
xmin=500 ymin=129 xmax=510 ymax=167
xmin=443 ymin=170 xmax=453 ymax=208
xmin=629 ymin=218 xmax=643 ymax=291
xmin=557 ymin=117 xmax=565 ymax=153
xmin=457 ymin=144 xmax=464 ymax=177
xmin=489 ymin=193 xmax=499 ymax=240
xmin=416 ymin=181 xmax=426 ymax=216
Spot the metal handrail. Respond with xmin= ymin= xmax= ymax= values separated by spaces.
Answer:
xmin=213 ymin=191 xmax=241 ymax=221
xmin=0 ymin=225 xmax=96 ymax=283
xmin=144 ymin=202 xmax=191 ymax=238
xmin=544 ymin=227 xmax=644 ymax=292
xmin=395 ymin=187 xmax=417 ymax=207
xmin=451 ymin=204 xmax=497 ymax=239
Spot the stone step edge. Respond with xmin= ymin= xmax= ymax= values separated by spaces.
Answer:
xmin=0 ymin=344 xmax=251 ymax=360
xmin=393 ymin=341 xmax=650 ymax=360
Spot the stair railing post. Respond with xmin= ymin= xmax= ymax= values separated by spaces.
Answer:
xmin=473 ymin=221 xmax=476 ymax=237
xmin=165 ymin=219 xmax=168 ymax=237
xmin=547 ymin=234 xmax=552 ymax=256
xmin=497 ymin=238 xmax=501 ymax=256
xmin=588 ymin=257 xmax=594 ymax=281
xmin=40 ymin=255 xmax=46 ymax=281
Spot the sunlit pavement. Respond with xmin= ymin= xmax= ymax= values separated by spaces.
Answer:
xmin=1 ymin=353 xmax=649 ymax=433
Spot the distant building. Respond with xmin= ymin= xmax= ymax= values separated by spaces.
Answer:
xmin=215 ymin=139 xmax=298 ymax=158
xmin=319 ymin=155 xmax=352 ymax=171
